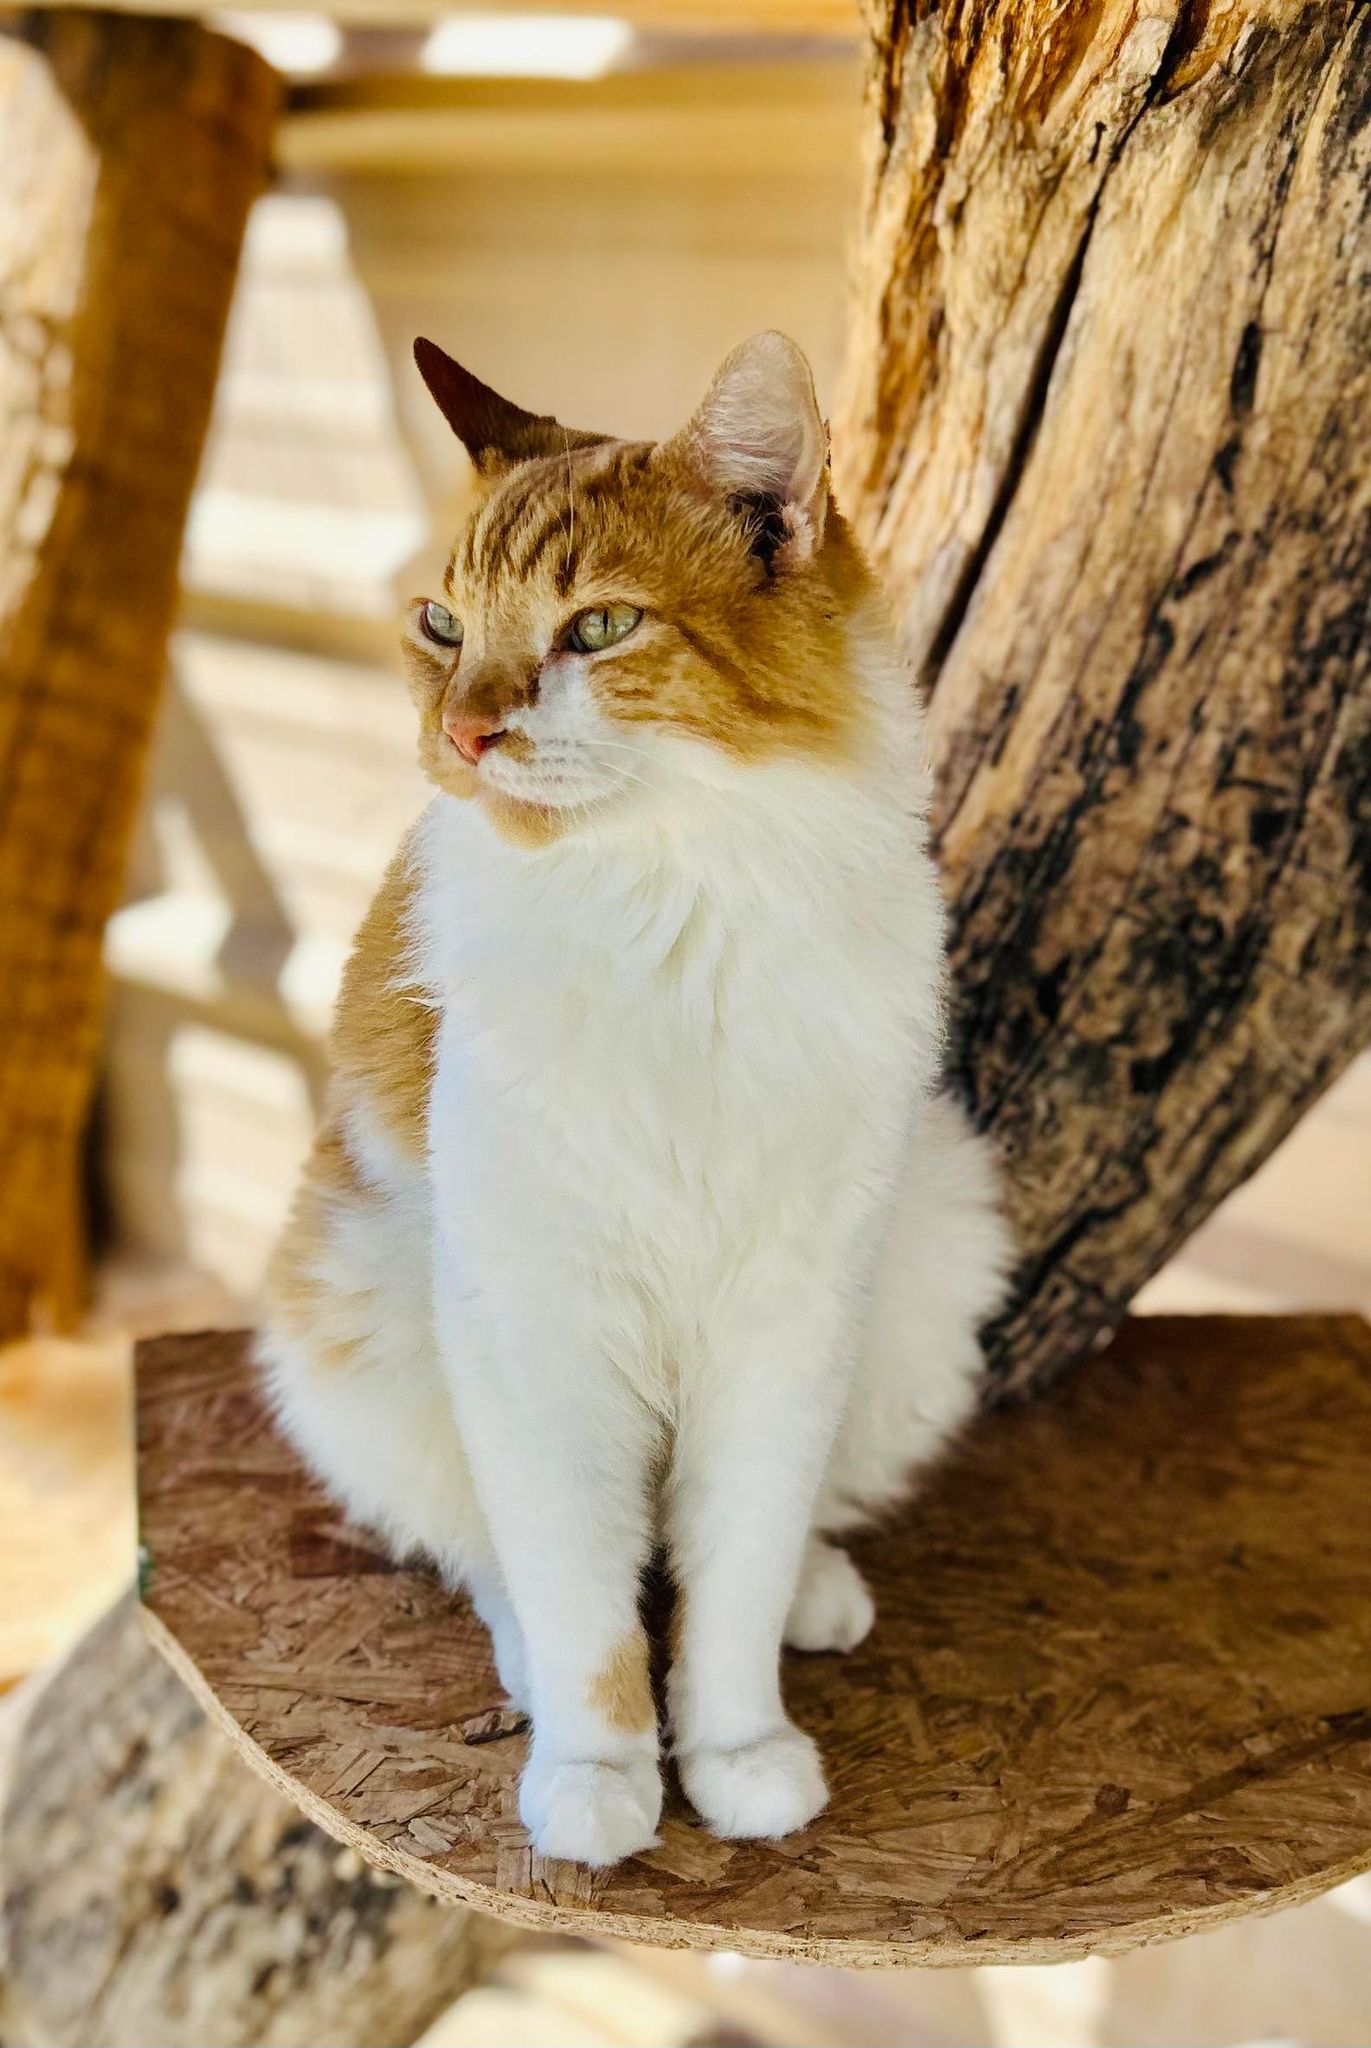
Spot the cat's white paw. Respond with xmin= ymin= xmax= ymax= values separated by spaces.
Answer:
xmin=679 ymin=1726 xmax=827 ymax=1840
xmin=784 ymin=1541 xmax=875 ymax=1653
xmin=519 ymin=1754 xmax=662 ymax=1867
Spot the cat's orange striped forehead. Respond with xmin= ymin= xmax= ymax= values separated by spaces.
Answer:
xmin=448 ymin=441 xmax=650 ymax=603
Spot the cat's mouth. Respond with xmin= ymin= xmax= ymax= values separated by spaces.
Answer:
xmin=477 ymin=741 xmax=613 ymax=813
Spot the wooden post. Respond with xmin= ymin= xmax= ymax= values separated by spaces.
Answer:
xmin=0 ymin=14 xmax=279 ymax=1335
xmin=0 ymin=1602 xmax=512 ymax=2048
xmin=837 ymin=2 xmax=1371 ymax=1394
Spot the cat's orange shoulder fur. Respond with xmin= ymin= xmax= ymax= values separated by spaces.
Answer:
xmin=264 ymin=829 xmax=433 ymax=1364
xmin=328 ymin=829 xmax=435 ymax=1161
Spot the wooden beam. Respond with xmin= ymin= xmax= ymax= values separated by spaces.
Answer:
xmin=0 ymin=15 xmax=279 ymax=1335
xmin=277 ymin=61 xmax=860 ymax=175
xmin=13 ymin=0 xmax=859 ymax=33
xmin=836 ymin=0 xmax=1371 ymax=1395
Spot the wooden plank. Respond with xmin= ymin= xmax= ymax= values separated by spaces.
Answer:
xmin=138 ymin=1315 xmax=1371 ymax=1966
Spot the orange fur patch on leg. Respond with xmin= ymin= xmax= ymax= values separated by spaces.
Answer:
xmin=588 ymin=1628 xmax=655 ymax=1735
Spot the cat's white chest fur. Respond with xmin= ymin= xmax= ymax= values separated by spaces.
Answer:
xmin=414 ymin=743 xmax=944 ymax=1404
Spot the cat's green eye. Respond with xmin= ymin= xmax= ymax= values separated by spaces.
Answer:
xmin=569 ymin=604 xmax=641 ymax=654
xmin=420 ymin=600 xmax=464 ymax=648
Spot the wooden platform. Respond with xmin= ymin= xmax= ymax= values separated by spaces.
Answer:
xmin=136 ymin=1316 xmax=1371 ymax=1968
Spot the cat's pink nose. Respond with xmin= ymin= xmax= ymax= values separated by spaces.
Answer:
xmin=443 ymin=709 xmax=506 ymax=765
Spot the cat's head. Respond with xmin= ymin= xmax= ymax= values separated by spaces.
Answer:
xmin=404 ymin=333 xmax=874 ymax=845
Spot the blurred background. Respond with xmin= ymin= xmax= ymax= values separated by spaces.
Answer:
xmin=2 ymin=7 xmax=1368 ymax=2044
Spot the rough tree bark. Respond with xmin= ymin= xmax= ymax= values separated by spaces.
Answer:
xmin=0 ymin=1602 xmax=510 ymax=2048
xmin=0 ymin=15 xmax=279 ymax=1335
xmin=837 ymin=1 xmax=1371 ymax=1393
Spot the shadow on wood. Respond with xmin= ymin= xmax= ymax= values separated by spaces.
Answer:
xmin=137 ymin=1316 xmax=1371 ymax=1968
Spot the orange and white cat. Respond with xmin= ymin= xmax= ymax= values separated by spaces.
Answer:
xmin=259 ymin=333 xmax=1010 ymax=1868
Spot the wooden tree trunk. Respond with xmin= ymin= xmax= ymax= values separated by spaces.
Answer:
xmin=0 ymin=1602 xmax=511 ymax=2048
xmin=837 ymin=1 xmax=1371 ymax=1394
xmin=0 ymin=14 xmax=279 ymax=1336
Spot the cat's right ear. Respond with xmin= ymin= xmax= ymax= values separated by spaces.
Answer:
xmin=413 ymin=339 xmax=603 ymax=476
xmin=663 ymin=332 xmax=830 ymax=564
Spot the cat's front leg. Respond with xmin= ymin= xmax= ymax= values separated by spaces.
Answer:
xmin=433 ymin=1270 xmax=662 ymax=1868
xmin=667 ymin=1278 xmax=855 ymax=1841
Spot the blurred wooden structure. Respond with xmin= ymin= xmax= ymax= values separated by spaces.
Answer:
xmin=0 ymin=1602 xmax=509 ymax=2047
xmin=19 ymin=0 xmax=860 ymax=26
xmin=0 ymin=1332 xmax=134 ymax=1688
xmin=0 ymin=15 xmax=277 ymax=1336
xmin=278 ymin=63 xmax=863 ymax=177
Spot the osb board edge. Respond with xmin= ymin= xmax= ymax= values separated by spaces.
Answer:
xmin=135 ymin=1604 xmax=1371 ymax=1969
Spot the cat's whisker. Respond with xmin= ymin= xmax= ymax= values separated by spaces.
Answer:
xmin=589 ymin=756 xmax=651 ymax=786
xmin=586 ymin=740 xmax=651 ymax=760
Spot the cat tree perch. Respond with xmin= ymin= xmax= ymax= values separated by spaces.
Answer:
xmin=136 ymin=1313 xmax=1371 ymax=1967
xmin=1 ymin=0 xmax=1369 ymax=2033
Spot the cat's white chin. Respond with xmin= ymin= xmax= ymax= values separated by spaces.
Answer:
xmin=480 ymin=760 xmax=618 ymax=814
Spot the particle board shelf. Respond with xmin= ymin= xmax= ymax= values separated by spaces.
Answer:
xmin=136 ymin=1315 xmax=1371 ymax=1967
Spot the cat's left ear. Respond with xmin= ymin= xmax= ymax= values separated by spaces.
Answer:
xmin=667 ymin=331 xmax=830 ymax=563
xmin=414 ymin=338 xmax=605 ymax=475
